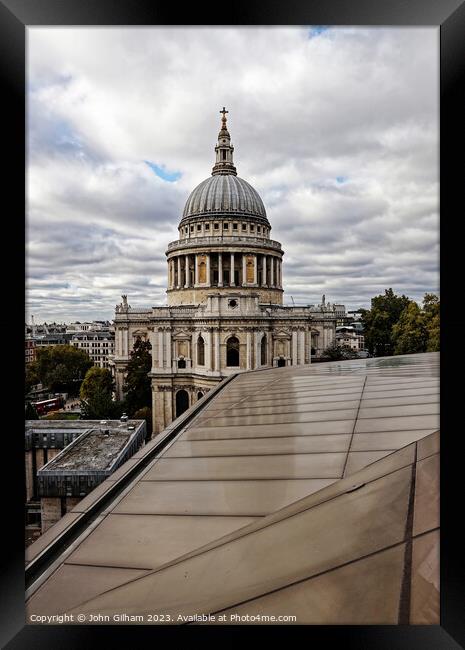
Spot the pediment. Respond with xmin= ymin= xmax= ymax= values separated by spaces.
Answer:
xmin=274 ymin=330 xmax=292 ymax=339
xmin=173 ymin=330 xmax=191 ymax=340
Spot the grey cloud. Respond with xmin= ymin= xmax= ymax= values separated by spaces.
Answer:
xmin=26 ymin=26 xmax=438 ymax=320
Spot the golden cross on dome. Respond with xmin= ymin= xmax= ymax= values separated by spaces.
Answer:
xmin=220 ymin=106 xmax=228 ymax=123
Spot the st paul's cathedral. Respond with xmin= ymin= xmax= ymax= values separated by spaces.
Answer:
xmin=111 ymin=109 xmax=345 ymax=434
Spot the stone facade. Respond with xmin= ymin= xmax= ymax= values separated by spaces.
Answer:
xmin=110 ymin=109 xmax=344 ymax=434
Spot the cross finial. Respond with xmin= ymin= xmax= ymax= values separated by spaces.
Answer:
xmin=220 ymin=106 xmax=228 ymax=123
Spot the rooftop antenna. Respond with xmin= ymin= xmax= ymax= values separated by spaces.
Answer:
xmin=290 ymin=296 xmax=295 ymax=306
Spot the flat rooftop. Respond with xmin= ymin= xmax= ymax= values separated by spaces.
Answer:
xmin=43 ymin=427 xmax=133 ymax=472
xmin=26 ymin=353 xmax=439 ymax=625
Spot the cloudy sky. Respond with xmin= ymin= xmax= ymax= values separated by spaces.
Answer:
xmin=27 ymin=27 xmax=439 ymax=322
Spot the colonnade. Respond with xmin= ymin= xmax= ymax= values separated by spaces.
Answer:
xmin=167 ymin=252 xmax=283 ymax=290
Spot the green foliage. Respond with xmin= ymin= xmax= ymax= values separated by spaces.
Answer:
xmin=123 ymin=337 xmax=152 ymax=416
xmin=25 ymin=402 xmax=39 ymax=420
xmin=423 ymin=294 xmax=440 ymax=352
xmin=25 ymin=365 xmax=40 ymax=394
xmin=79 ymin=366 xmax=125 ymax=420
xmin=133 ymin=406 xmax=153 ymax=441
xmin=391 ymin=293 xmax=440 ymax=355
xmin=80 ymin=367 xmax=114 ymax=400
xmin=42 ymin=412 xmax=80 ymax=421
xmin=80 ymin=390 xmax=117 ymax=420
xmin=392 ymin=301 xmax=428 ymax=354
xmin=30 ymin=345 xmax=93 ymax=394
xmin=361 ymin=289 xmax=411 ymax=356
xmin=323 ymin=343 xmax=359 ymax=361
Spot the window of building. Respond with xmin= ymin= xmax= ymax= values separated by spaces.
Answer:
xmin=205 ymin=223 xmax=210 ymax=231
xmin=197 ymin=224 xmax=201 ymax=231
xmin=197 ymin=336 xmax=205 ymax=365
xmin=257 ymin=226 xmax=261 ymax=233
xmin=242 ymin=223 xmax=247 ymax=231
xmin=223 ymin=222 xmax=229 ymax=230
xmin=233 ymin=223 xmax=238 ymax=230
xmin=175 ymin=390 xmax=189 ymax=418
xmin=261 ymin=335 xmax=267 ymax=365
xmin=190 ymin=225 xmax=194 ymax=232
xmin=250 ymin=224 xmax=255 ymax=232
xmin=226 ymin=336 xmax=240 ymax=367
xmin=214 ymin=223 xmax=219 ymax=230
xmin=178 ymin=357 xmax=186 ymax=369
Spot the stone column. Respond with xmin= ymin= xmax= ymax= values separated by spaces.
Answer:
xmin=150 ymin=330 xmax=157 ymax=371
xmin=177 ymin=257 xmax=181 ymax=289
xmin=206 ymin=254 xmax=211 ymax=287
xmin=262 ymin=255 xmax=267 ymax=287
xmin=253 ymin=255 xmax=258 ymax=285
xmin=230 ymin=252 xmax=235 ymax=286
xmin=184 ymin=254 xmax=189 ymax=288
xmin=292 ymin=330 xmax=298 ymax=365
xmin=166 ymin=329 xmax=172 ymax=371
xmin=192 ymin=332 xmax=196 ymax=371
xmin=254 ymin=331 xmax=261 ymax=368
xmin=207 ymin=329 xmax=213 ymax=370
xmin=158 ymin=330 xmax=164 ymax=369
xmin=270 ymin=257 xmax=274 ymax=288
xmin=218 ymin=253 xmax=223 ymax=287
xmin=195 ymin=255 xmax=199 ymax=285
xmin=299 ymin=330 xmax=305 ymax=364
xmin=214 ymin=329 xmax=220 ymax=371
xmin=242 ymin=254 xmax=247 ymax=286
xmin=279 ymin=259 xmax=282 ymax=287
xmin=246 ymin=331 xmax=252 ymax=370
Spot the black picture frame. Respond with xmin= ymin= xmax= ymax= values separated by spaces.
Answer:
xmin=2 ymin=0 xmax=463 ymax=647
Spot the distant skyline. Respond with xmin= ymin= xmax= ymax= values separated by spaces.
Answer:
xmin=27 ymin=27 xmax=439 ymax=322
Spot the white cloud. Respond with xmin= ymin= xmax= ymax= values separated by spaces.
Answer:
xmin=27 ymin=26 xmax=439 ymax=321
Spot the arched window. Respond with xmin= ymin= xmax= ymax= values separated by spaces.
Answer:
xmin=197 ymin=336 xmax=205 ymax=365
xmin=226 ymin=336 xmax=240 ymax=367
xmin=197 ymin=391 xmax=203 ymax=400
xmin=178 ymin=357 xmax=186 ymax=369
xmin=260 ymin=335 xmax=267 ymax=366
xmin=175 ymin=390 xmax=189 ymax=418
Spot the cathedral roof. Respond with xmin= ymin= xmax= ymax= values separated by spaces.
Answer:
xmin=181 ymin=108 xmax=269 ymax=224
xmin=182 ymin=174 xmax=268 ymax=222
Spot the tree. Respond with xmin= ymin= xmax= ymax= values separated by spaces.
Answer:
xmin=361 ymin=289 xmax=411 ymax=356
xmin=323 ymin=343 xmax=359 ymax=361
xmin=31 ymin=345 xmax=93 ymax=395
xmin=80 ymin=367 xmax=114 ymax=400
xmin=25 ymin=364 xmax=40 ymax=394
xmin=133 ymin=406 xmax=153 ymax=441
xmin=423 ymin=293 xmax=440 ymax=352
xmin=391 ymin=301 xmax=428 ymax=355
xmin=79 ymin=366 xmax=125 ymax=420
xmin=123 ymin=337 xmax=152 ymax=416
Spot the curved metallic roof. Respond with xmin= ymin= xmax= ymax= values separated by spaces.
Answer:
xmin=182 ymin=175 xmax=268 ymax=223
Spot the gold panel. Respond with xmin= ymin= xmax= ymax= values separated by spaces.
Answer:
xmin=246 ymin=256 xmax=255 ymax=283
xmin=198 ymin=259 xmax=207 ymax=283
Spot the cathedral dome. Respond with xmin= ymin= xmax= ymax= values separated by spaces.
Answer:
xmin=180 ymin=107 xmax=268 ymax=225
xmin=182 ymin=174 xmax=268 ymax=222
